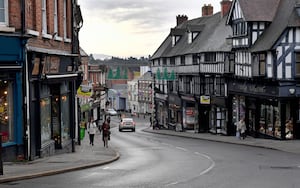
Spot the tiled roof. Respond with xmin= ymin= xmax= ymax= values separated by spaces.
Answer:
xmin=238 ymin=0 xmax=280 ymax=22
xmin=252 ymin=0 xmax=300 ymax=52
xmin=151 ymin=12 xmax=232 ymax=59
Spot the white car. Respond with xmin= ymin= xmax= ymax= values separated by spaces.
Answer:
xmin=119 ymin=118 xmax=136 ymax=132
xmin=105 ymin=108 xmax=118 ymax=116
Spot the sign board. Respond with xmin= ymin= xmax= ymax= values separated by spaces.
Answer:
xmin=200 ymin=96 xmax=210 ymax=104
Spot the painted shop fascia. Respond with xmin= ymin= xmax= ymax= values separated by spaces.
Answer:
xmin=0 ymin=34 xmax=28 ymax=161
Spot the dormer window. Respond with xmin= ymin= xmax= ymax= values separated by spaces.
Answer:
xmin=170 ymin=28 xmax=185 ymax=47
xmin=172 ymin=35 xmax=181 ymax=47
xmin=187 ymin=24 xmax=203 ymax=44
xmin=188 ymin=32 xmax=199 ymax=44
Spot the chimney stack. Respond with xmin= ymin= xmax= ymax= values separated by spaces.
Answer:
xmin=202 ymin=4 xmax=213 ymax=17
xmin=176 ymin=15 xmax=188 ymax=26
xmin=221 ymin=0 xmax=232 ymax=18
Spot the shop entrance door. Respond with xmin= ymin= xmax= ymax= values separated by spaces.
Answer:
xmin=248 ymin=109 xmax=256 ymax=137
xmin=51 ymin=85 xmax=61 ymax=149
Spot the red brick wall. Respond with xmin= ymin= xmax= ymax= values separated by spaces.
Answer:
xmin=25 ymin=0 xmax=73 ymax=52
xmin=8 ymin=0 xmax=22 ymax=30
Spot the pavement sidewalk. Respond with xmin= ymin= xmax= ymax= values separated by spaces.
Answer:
xmin=143 ymin=127 xmax=300 ymax=155
xmin=0 ymin=131 xmax=120 ymax=183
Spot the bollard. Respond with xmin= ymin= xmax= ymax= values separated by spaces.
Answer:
xmin=0 ymin=133 xmax=3 ymax=175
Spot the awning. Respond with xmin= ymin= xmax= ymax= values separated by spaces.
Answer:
xmin=46 ymin=73 xmax=78 ymax=79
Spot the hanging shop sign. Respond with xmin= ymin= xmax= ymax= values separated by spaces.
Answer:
xmin=200 ymin=95 xmax=210 ymax=104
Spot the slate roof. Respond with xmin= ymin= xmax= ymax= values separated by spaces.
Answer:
xmin=237 ymin=0 xmax=280 ymax=22
xmin=251 ymin=0 xmax=300 ymax=52
xmin=151 ymin=12 xmax=232 ymax=59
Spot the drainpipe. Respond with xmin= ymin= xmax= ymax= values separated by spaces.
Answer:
xmin=21 ymin=0 xmax=31 ymax=160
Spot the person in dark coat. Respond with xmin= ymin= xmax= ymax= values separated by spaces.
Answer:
xmin=101 ymin=118 xmax=110 ymax=147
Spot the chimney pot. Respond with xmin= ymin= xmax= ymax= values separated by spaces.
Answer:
xmin=221 ymin=0 xmax=232 ymax=18
xmin=202 ymin=4 xmax=213 ymax=17
xmin=176 ymin=15 xmax=188 ymax=26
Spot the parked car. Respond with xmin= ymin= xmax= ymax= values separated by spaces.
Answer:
xmin=119 ymin=118 xmax=135 ymax=132
xmin=105 ymin=108 xmax=118 ymax=116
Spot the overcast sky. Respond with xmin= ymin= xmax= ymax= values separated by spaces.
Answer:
xmin=78 ymin=0 xmax=221 ymax=58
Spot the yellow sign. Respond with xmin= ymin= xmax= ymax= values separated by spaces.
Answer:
xmin=200 ymin=96 xmax=210 ymax=104
xmin=77 ymin=86 xmax=92 ymax=98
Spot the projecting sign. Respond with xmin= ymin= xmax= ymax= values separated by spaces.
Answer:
xmin=200 ymin=96 xmax=210 ymax=104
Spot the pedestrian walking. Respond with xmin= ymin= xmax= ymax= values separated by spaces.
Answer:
xmin=237 ymin=117 xmax=246 ymax=139
xmin=88 ymin=117 xmax=97 ymax=145
xmin=102 ymin=118 xmax=111 ymax=147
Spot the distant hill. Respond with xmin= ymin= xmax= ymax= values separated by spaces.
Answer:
xmin=92 ymin=54 xmax=112 ymax=60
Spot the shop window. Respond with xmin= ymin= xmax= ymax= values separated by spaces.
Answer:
xmin=61 ymin=94 xmax=70 ymax=143
xmin=232 ymin=96 xmax=245 ymax=125
xmin=285 ymin=102 xmax=293 ymax=139
xmin=0 ymin=79 xmax=14 ymax=143
xmin=259 ymin=104 xmax=279 ymax=138
xmin=40 ymin=98 xmax=51 ymax=144
xmin=217 ymin=107 xmax=227 ymax=134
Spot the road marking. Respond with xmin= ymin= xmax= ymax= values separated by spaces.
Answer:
xmin=103 ymin=166 xmax=110 ymax=170
xmin=194 ymin=152 xmax=215 ymax=175
xmin=176 ymin=146 xmax=187 ymax=151
xmin=165 ymin=181 xmax=179 ymax=186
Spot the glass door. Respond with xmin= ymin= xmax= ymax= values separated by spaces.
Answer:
xmin=52 ymin=94 xmax=61 ymax=149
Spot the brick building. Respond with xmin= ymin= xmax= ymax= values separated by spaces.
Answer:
xmin=0 ymin=0 xmax=83 ymax=161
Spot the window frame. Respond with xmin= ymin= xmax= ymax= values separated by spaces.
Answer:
xmin=54 ymin=0 xmax=58 ymax=34
xmin=0 ymin=0 xmax=8 ymax=26
xmin=295 ymin=52 xmax=300 ymax=77
xmin=42 ymin=0 xmax=48 ymax=34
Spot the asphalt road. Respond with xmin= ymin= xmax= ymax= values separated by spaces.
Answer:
xmin=2 ymin=116 xmax=300 ymax=188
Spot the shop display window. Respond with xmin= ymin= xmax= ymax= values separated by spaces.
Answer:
xmin=217 ymin=107 xmax=227 ymax=133
xmin=40 ymin=97 xmax=51 ymax=144
xmin=61 ymin=94 xmax=70 ymax=143
xmin=285 ymin=102 xmax=293 ymax=139
xmin=232 ymin=96 xmax=245 ymax=124
xmin=259 ymin=104 xmax=279 ymax=138
xmin=0 ymin=80 xmax=14 ymax=143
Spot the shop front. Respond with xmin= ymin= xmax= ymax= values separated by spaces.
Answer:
xmin=28 ymin=52 xmax=78 ymax=159
xmin=181 ymin=95 xmax=198 ymax=131
xmin=155 ymin=93 xmax=168 ymax=129
xmin=228 ymin=80 xmax=299 ymax=140
xmin=0 ymin=35 xmax=26 ymax=161
xmin=168 ymin=94 xmax=181 ymax=130
xmin=210 ymin=96 xmax=228 ymax=135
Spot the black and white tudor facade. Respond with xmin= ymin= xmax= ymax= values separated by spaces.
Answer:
xmin=151 ymin=0 xmax=300 ymax=140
